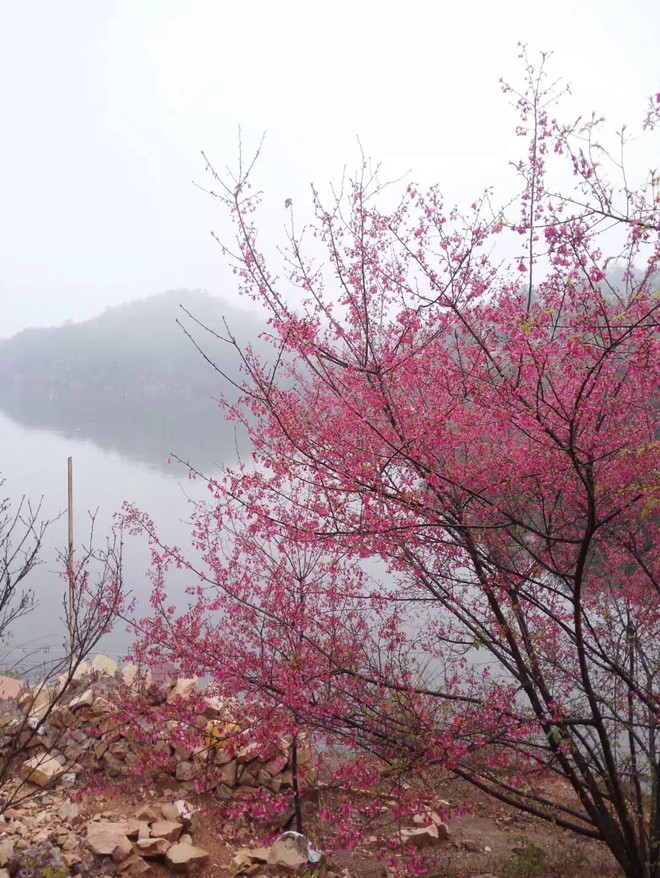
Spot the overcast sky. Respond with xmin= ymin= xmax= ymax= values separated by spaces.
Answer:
xmin=1 ymin=0 xmax=658 ymax=338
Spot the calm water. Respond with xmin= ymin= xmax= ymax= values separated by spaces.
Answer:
xmin=0 ymin=409 xmax=217 ymax=672
xmin=0 ymin=400 xmax=483 ymax=686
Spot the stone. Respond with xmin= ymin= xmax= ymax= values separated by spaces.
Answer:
xmin=124 ymin=819 xmax=146 ymax=839
xmin=159 ymin=803 xmax=180 ymax=822
xmin=175 ymin=761 xmax=196 ymax=782
xmin=0 ymin=698 xmax=23 ymax=731
xmin=135 ymin=804 xmax=162 ymax=823
xmin=69 ymin=688 xmax=94 ymax=710
xmin=150 ymin=819 xmax=182 ymax=843
xmin=230 ymin=846 xmax=270 ymax=873
xmin=0 ymin=675 xmax=25 ymax=701
xmin=167 ymin=678 xmax=198 ymax=701
xmin=146 ymin=662 xmax=178 ymax=692
xmin=59 ymin=771 xmax=77 ymax=789
xmin=49 ymin=705 xmax=74 ymax=730
xmin=122 ymin=664 xmax=141 ymax=688
xmin=268 ymin=832 xmax=321 ymax=870
xmin=262 ymin=754 xmax=288 ymax=775
xmin=93 ymin=653 xmax=119 ymax=676
xmin=203 ymin=695 xmax=227 ymax=718
xmin=400 ymin=824 xmax=446 ymax=847
xmin=95 ymin=741 xmax=109 ymax=759
xmin=171 ymin=800 xmax=197 ymax=831
xmin=118 ymin=854 xmax=152 ymax=875
xmin=279 ymin=769 xmax=294 ymax=789
xmin=18 ymin=753 xmax=66 ymax=787
xmin=113 ymin=835 xmax=134 ymax=863
xmin=235 ymin=741 xmax=260 ymax=763
xmin=0 ymin=839 xmax=14 ymax=868
xmin=165 ymin=842 xmax=210 ymax=872
xmin=86 ymin=821 xmax=133 ymax=856
xmin=59 ymin=799 xmax=81 ymax=825
xmin=411 ymin=814 xmax=449 ymax=838
xmin=135 ymin=836 xmax=171 ymax=857
xmin=109 ymin=739 xmax=132 ymax=758
xmin=70 ymin=660 xmax=92 ymax=680
xmin=14 ymin=841 xmax=68 ymax=878
xmin=219 ymin=758 xmax=238 ymax=787
xmin=61 ymin=834 xmax=79 ymax=851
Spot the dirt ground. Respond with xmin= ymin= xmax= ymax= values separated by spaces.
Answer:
xmin=73 ymin=772 xmax=623 ymax=878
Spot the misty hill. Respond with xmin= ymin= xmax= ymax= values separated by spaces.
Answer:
xmin=0 ymin=290 xmax=270 ymax=472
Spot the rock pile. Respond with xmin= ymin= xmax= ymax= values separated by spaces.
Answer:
xmin=85 ymin=799 xmax=208 ymax=875
xmin=0 ymin=792 xmax=208 ymax=876
xmin=230 ymin=831 xmax=323 ymax=874
xmin=0 ymin=657 xmax=309 ymax=801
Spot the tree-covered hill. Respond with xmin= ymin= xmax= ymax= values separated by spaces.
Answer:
xmin=0 ymin=290 xmax=268 ymax=471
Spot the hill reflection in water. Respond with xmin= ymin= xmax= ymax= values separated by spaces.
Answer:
xmin=0 ymin=290 xmax=267 ymax=473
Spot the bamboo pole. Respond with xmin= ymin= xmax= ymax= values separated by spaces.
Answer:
xmin=67 ymin=456 xmax=75 ymax=656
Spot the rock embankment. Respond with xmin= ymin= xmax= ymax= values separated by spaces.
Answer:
xmin=0 ymin=794 xmax=208 ymax=876
xmin=0 ymin=656 xmax=309 ymax=802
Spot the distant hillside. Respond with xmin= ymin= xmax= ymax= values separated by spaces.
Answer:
xmin=0 ymin=290 xmax=270 ymax=471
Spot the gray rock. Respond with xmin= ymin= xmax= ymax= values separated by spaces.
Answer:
xmin=15 ymin=841 xmax=69 ymax=878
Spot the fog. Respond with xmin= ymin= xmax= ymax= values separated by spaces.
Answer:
xmin=2 ymin=1 xmax=658 ymax=338
xmin=0 ymin=1 xmax=658 ymax=667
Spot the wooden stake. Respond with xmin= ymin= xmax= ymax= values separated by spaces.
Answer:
xmin=67 ymin=456 xmax=75 ymax=656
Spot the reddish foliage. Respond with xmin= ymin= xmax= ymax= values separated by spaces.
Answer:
xmin=124 ymin=52 xmax=660 ymax=878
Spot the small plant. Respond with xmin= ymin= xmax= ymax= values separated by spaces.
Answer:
xmin=505 ymin=843 xmax=548 ymax=878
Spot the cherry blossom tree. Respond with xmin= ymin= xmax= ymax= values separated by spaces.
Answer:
xmin=130 ymin=53 xmax=660 ymax=877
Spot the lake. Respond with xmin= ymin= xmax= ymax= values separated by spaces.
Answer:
xmin=0 ymin=407 xmax=220 ymax=673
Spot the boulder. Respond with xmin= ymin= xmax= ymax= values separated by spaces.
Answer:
xmin=165 ymin=842 xmax=210 ymax=873
xmin=219 ymin=759 xmax=237 ymax=787
xmin=146 ymin=662 xmax=178 ymax=692
xmin=122 ymin=664 xmax=141 ymax=688
xmin=167 ymin=678 xmax=198 ymax=701
xmin=268 ymin=832 xmax=322 ymax=870
xmin=112 ymin=835 xmax=134 ymax=863
xmin=401 ymin=823 xmax=448 ymax=847
xmin=0 ymin=675 xmax=26 ymax=701
xmin=0 ymin=839 xmax=14 ymax=868
xmin=14 ymin=842 xmax=68 ymax=878
xmin=150 ymin=819 xmax=183 ymax=843
xmin=118 ymin=854 xmax=152 ymax=875
xmin=18 ymin=753 xmax=66 ymax=787
xmin=230 ymin=846 xmax=270 ymax=873
xmin=175 ymin=761 xmax=197 ymax=782
xmin=86 ymin=821 xmax=132 ymax=856
xmin=68 ymin=688 xmax=94 ymax=710
xmin=92 ymin=654 xmax=119 ymax=676
xmin=59 ymin=799 xmax=82 ymax=826
xmin=135 ymin=836 xmax=171 ymax=857
xmin=262 ymin=754 xmax=288 ymax=776
xmin=72 ymin=660 xmax=92 ymax=679
xmin=0 ymin=698 xmax=23 ymax=732
xmin=124 ymin=819 xmax=148 ymax=839
xmin=170 ymin=799 xmax=197 ymax=831
xmin=135 ymin=804 xmax=163 ymax=823
xmin=411 ymin=814 xmax=450 ymax=838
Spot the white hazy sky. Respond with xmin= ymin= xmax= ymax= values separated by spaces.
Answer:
xmin=1 ymin=0 xmax=658 ymax=338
